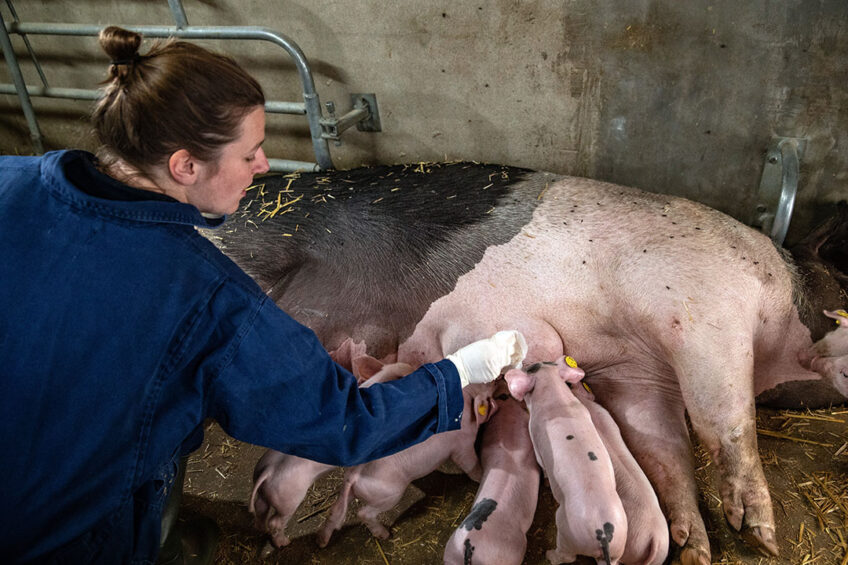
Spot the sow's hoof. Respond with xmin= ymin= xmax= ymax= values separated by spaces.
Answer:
xmin=742 ymin=525 xmax=779 ymax=557
xmin=670 ymin=545 xmax=710 ymax=565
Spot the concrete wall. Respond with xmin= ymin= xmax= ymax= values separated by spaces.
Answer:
xmin=2 ymin=0 xmax=846 ymax=244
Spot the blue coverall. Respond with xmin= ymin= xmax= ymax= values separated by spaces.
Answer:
xmin=0 ymin=150 xmax=464 ymax=564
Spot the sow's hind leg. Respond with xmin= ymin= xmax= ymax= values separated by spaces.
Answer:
xmin=588 ymin=372 xmax=710 ymax=565
xmin=671 ymin=329 xmax=779 ymax=558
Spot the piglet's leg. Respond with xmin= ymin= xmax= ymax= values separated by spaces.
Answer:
xmin=671 ymin=344 xmax=778 ymax=557
xmin=590 ymin=376 xmax=709 ymax=565
xmin=316 ymin=478 xmax=354 ymax=548
xmin=546 ymin=505 xmax=578 ymax=565
xmin=351 ymin=475 xmax=403 ymax=540
xmin=450 ymin=444 xmax=482 ymax=482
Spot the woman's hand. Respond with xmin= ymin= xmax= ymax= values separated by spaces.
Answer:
xmin=446 ymin=331 xmax=528 ymax=387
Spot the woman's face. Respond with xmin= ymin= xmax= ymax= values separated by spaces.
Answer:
xmin=187 ymin=106 xmax=270 ymax=215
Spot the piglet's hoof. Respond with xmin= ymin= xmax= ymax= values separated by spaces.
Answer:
xmin=741 ymin=525 xmax=779 ymax=557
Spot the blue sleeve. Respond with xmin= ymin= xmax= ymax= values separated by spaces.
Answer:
xmin=207 ymin=295 xmax=465 ymax=466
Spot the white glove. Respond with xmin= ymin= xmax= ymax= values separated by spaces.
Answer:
xmin=446 ymin=330 xmax=528 ymax=387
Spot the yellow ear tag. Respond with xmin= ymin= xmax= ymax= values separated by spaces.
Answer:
xmin=478 ymin=404 xmax=488 ymax=417
xmin=581 ymin=381 xmax=593 ymax=394
xmin=565 ymin=356 xmax=578 ymax=368
xmin=836 ymin=309 xmax=848 ymax=322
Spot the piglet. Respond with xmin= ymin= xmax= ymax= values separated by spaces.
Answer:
xmin=249 ymin=450 xmax=334 ymax=550
xmin=505 ymin=358 xmax=626 ymax=565
xmin=800 ymin=309 xmax=848 ymax=397
xmin=316 ymin=382 xmax=498 ymax=547
xmin=573 ymin=384 xmax=669 ymax=565
xmin=249 ymin=359 xmax=412 ymax=550
xmin=444 ymin=393 xmax=540 ymax=565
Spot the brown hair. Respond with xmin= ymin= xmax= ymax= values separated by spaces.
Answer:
xmin=92 ymin=26 xmax=265 ymax=173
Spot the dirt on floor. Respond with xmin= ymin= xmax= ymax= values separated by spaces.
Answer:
xmin=181 ymin=405 xmax=848 ymax=565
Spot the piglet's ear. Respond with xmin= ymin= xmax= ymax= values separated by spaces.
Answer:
xmin=351 ymin=354 xmax=385 ymax=384
xmin=504 ymin=368 xmax=534 ymax=401
xmin=473 ymin=396 xmax=497 ymax=426
xmin=556 ymin=356 xmax=585 ymax=383
xmin=823 ymin=309 xmax=848 ymax=325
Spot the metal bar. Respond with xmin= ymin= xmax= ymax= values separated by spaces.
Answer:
xmin=7 ymin=24 xmax=317 ymax=91
xmin=267 ymin=158 xmax=319 ymax=173
xmin=6 ymin=22 xmax=333 ymax=168
xmin=0 ymin=84 xmax=98 ymax=100
xmin=167 ymin=0 xmax=189 ymax=29
xmin=0 ymin=10 xmax=44 ymax=152
xmin=5 ymin=0 xmax=49 ymax=87
xmin=0 ymin=83 xmax=308 ymax=115
xmin=264 ymin=100 xmax=306 ymax=115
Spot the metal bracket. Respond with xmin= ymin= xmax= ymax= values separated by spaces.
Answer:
xmin=351 ymin=93 xmax=381 ymax=132
xmin=319 ymin=92 xmax=381 ymax=143
xmin=752 ymin=137 xmax=806 ymax=246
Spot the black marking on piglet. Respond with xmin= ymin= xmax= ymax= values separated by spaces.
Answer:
xmin=588 ymin=451 xmax=598 ymax=461
xmin=461 ymin=498 xmax=497 ymax=531
xmin=463 ymin=538 xmax=474 ymax=565
xmin=566 ymin=435 xmax=574 ymax=440
xmin=525 ymin=361 xmax=558 ymax=374
xmin=596 ymin=522 xmax=615 ymax=565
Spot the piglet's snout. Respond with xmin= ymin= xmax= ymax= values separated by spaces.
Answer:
xmin=504 ymin=368 xmax=533 ymax=401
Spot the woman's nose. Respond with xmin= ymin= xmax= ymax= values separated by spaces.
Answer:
xmin=254 ymin=148 xmax=270 ymax=175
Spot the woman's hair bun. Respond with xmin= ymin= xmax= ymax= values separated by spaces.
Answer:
xmin=99 ymin=26 xmax=142 ymax=76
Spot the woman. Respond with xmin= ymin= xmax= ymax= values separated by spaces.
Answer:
xmin=0 ymin=27 xmax=526 ymax=564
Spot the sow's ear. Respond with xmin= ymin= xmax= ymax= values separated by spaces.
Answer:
xmin=555 ymin=356 xmax=585 ymax=383
xmin=504 ymin=368 xmax=534 ymax=401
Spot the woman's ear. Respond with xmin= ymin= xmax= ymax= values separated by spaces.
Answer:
xmin=168 ymin=149 xmax=199 ymax=185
